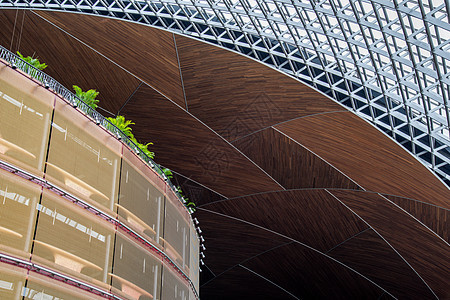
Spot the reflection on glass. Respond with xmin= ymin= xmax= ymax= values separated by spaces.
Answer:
xmin=0 ymin=169 xmax=39 ymax=259
xmin=189 ymin=222 xmax=200 ymax=292
xmin=0 ymin=68 xmax=53 ymax=177
xmin=46 ymin=99 xmax=121 ymax=211
xmin=24 ymin=272 xmax=104 ymax=300
xmin=32 ymin=190 xmax=114 ymax=287
xmin=112 ymin=233 xmax=161 ymax=300
xmin=118 ymin=159 xmax=164 ymax=246
xmin=163 ymin=197 xmax=190 ymax=273
xmin=122 ymin=148 xmax=167 ymax=195
xmin=0 ymin=264 xmax=26 ymax=299
xmin=161 ymin=266 xmax=190 ymax=300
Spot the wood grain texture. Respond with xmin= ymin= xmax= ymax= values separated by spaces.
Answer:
xmin=35 ymin=11 xmax=186 ymax=109
xmin=385 ymin=195 xmax=448 ymax=243
xmin=328 ymin=229 xmax=434 ymax=299
xmin=241 ymin=242 xmax=386 ymax=299
xmin=171 ymin=173 xmax=226 ymax=207
xmin=200 ymin=265 xmax=298 ymax=300
xmin=329 ymin=190 xmax=450 ymax=299
xmin=0 ymin=10 xmax=141 ymax=115
xmin=175 ymin=35 xmax=344 ymax=141
xmin=194 ymin=208 xmax=289 ymax=275
xmin=119 ymin=84 xmax=282 ymax=198
xmin=275 ymin=112 xmax=450 ymax=208
xmin=203 ymin=190 xmax=368 ymax=252
xmin=233 ymin=127 xmax=361 ymax=190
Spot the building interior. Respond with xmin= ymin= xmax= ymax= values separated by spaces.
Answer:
xmin=0 ymin=1 xmax=449 ymax=299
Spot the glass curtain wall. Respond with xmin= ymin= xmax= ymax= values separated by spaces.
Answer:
xmin=0 ymin=64 xmax=199 ymax=299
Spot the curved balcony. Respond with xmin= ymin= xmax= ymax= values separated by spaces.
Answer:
xmin=0 ymin=50 xmax=199 ymax=299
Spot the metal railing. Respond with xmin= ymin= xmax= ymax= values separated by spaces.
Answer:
xmin=0 ymin=44 xmax=192 ymax=211
xmin=0 ymin=252 xmax=122 ymax=300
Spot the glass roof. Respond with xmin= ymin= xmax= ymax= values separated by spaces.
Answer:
xmin=1 ymin=0 xmax=449 ymax=184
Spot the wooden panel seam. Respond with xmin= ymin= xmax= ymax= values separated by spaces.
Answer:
xmin=271 ymin=126 xmax=363 ymax=190
xmin=324 ymin=189 xmax=439 ymax=299
xmin=197 ymin=207 xmax=396 ymax=299
xmin=230 ymin=110 xmax=348 ymax=144
xmin=173 ymin=33 xmax=188 ymax=111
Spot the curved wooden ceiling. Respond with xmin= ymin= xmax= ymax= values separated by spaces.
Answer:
xmin=0 ymin=9 xmax=448 ymax=299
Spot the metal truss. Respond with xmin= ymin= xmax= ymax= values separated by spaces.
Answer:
xmin=1 ymin=0 xmax=449 ymax=184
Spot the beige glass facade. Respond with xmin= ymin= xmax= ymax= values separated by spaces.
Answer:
xmin=118 ymin=155 xmax=164 ymax=247
xmin=46 ymin=98 xmax=122 ymax=213
xmin=0 ymin=65 xmax=53 ymax=178
xmin=0 ymin=62 xmax=199 ymax=299
xmin=161 ymin=264 xmax=191 ymax=300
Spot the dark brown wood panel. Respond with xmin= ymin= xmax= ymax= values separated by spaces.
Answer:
xmin=0 ymin=10 xmax=141 ymax=114
xmin=276 ymin=112 xmax=450 ymax=208
xmin=329 ymin=190 xmax=450 ymax=299
xmin=195 ymin=208 xmax=289 ymax=275
xmin=172 ymin=173 xmax=226 ymax=207
xmin=36 ymin=11 xmax=186 ymax=108
xmin=200 ymin=265 xmax=298 ymax=300
xmin=385 ymin=195 xmax=448 ymax=243
xmin=176 ymin=35 xmax=344 ymax=141
xmin=233 ymin=127 xmax=361 ymax=190
xmin=203 ymin=190 xmax=368 ymax=252
xmin=328 ymin=229 xmax=434 ymax=299
xmin=242 ymin=242 xmax=386 ymax=299
xmin=120 ymin=84 xmax=282 ymax=198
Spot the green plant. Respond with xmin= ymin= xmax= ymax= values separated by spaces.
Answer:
xmin=17 ymin=51 xmax=47 ymax=70
xmin=73 ymin=85 xmax=99 ymax=109
xmin=176 ymin=185 xmax=196 ymax=211
xmin=186 ymin=200 xmax=196 ymax=212
xmin=107 ymin=115 xmax=135 ymax=139
xmin=104 ymin=116 xmax=190 ymax=210
xmin=162 ymin=167 xmax=173 ymax=179
xmin=136 ymin=141 xmax=155 ymax=159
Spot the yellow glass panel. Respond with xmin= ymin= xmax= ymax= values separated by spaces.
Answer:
xmin=112 ymin=233 xmax=161 ymax=300
xmin=118 ymin=159 xmax=164 ymax=246
xmin=45 ymin=98 xmax=121 ymax=212
xmin=122 ymin=147 xmax=167 ymax=197
xmin=24 ymin=272 xmax=104 ymax=300
xmin=0 ymin=65 xmax=53 ymax=177
xmin=189 ymin=289 xmax=196 ymax=300
xmin=32 ymin=190 xmax=114 ymax=288
xmin=163 ymin=196 xmax=190 ymax=273
xmin=161 ymin=266 xmax=190 ymax=300
xmin=0 ymin=263 xmax=27 ymax=299
xmin=0 ymin=169 xmax=40 ymax=259
xmin=189 ymin=222 xmax=200 ymax=292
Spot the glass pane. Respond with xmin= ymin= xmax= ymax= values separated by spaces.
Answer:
xmin=118 ymin=158 xmax=164 ymax=246
xmin=32 ymin=190 xmax=115 ymax=288
xmin=163 ymin=195 xmax=190 ymax=273
xmin=111 ymin=233 xmax=161 ymax=300
xmin=189 ymin=288 xmax=196 ymax=300
xmin=161 ymin=266 xmax=190 ymax=300
xmin=189 ymin=222 xmax=200 ymax=293
xmin=122 ymin=147 xmax=167 ymax=196
xmin=0 ymin=264 xmax=27 ymax=299
xmin=0 ymin=169 xmax=40 ymax=259
xmin=0 ymin=66 xmax=53 ymax=177
xmin=24 ymin=272 xmax=104 ymax=300
xmin=45 ymin=98 xmax=121 ymax=212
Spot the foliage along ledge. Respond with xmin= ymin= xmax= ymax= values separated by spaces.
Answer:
xmin=15 ymin=52 xmax=196 ymax=212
